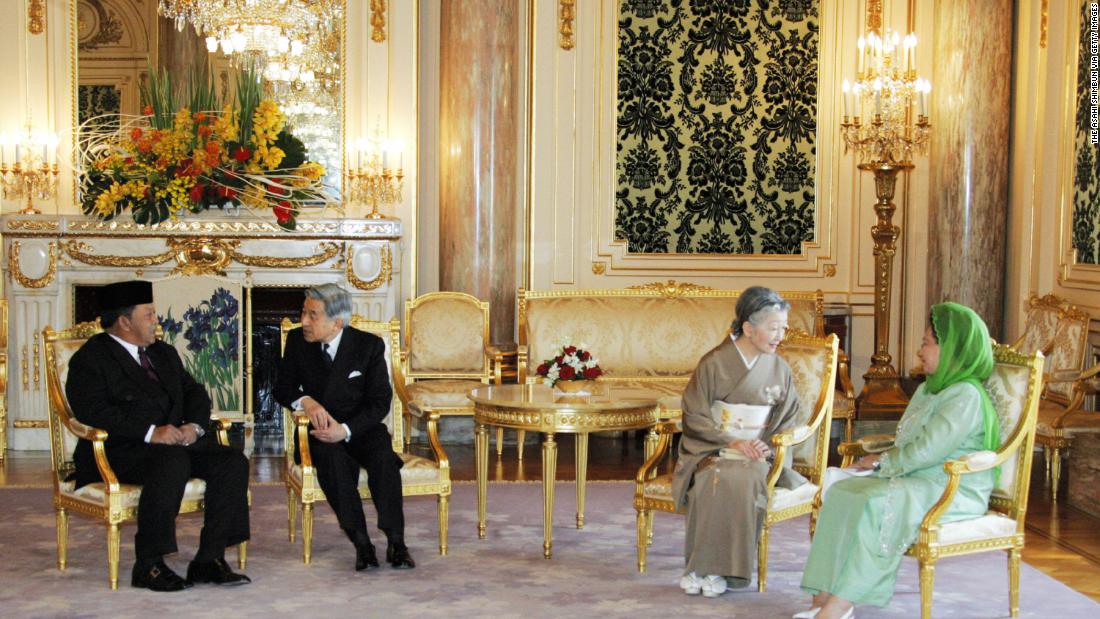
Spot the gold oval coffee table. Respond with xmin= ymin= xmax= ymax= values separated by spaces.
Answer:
xmin=469 ymin=384 xmax=659 ymax=558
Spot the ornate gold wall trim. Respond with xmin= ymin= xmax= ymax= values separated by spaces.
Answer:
xmin=6 ymin=219 xmax=59 ymax=231
xmin=866 ymin=0 xmax=882 ymax=34
xmin=626 ymin=280 xmax=716 ymax=298
xmin=371 ymin=0 xmax=387 ymax=43
xmin=62 ymin=240 xmax=176 ymax=267
xmin=229 ymin=242 xmax=342 ymax=268
xmin=9 ymin=241 xmax=57 ymax=288
xmin=591 ymin=261 xmax=606 ymax=275
xmin=28 ymin=0 xmax=46 ymax=35
xmin=13 ymin=420 xmax=49 ymax=429
xmin=168 ymin=238 xmax=239 ymax=276
xmin=559 ymin=0 xmax=575 ymax=50
xmin=346 ymin=245 xmax=393 ymax=290
xmin=1040 ymin=0 xmax=1049 ymax=49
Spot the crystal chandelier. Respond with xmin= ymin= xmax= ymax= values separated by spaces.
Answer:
xmin=839 ymin=29 xmax=932 ymax=165
xmin=158 ymin=1 xmax=342 ymax=65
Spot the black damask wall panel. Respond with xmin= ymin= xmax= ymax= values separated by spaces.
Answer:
xmin=1071 ymin=0 xmax=1100 ymax=264
xmin=616 ymin=0 xmax=819 ymax=255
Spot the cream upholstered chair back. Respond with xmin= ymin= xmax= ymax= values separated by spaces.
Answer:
xmin=279 ymin=317 xmax=404 ymax=452
xmin=1012 ymin=294 xmax=1064 ymax=356
xmin=518 ymin=286 xmax=824 ymax=381
xmin=983 ymin=344 xmax=1044 ymax=506
xmin=775 ymin=332 xmax=838 ymax=477
xmin=405 ymin=292 xmax=490 ymax=376
xmin=1044 ymin=306 xmax=1090 ymax=400
xmin=44 ymin=321 xmax=104 ymax=482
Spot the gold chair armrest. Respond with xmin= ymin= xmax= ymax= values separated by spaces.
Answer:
xmin=61 ymin=414 xmax=120 ymax=492
xmin=210 ymin=416 xmax=232 ymax=447
xmin=292 ymin=411 xmax=314 ymax=470
xmin=635 ymin=427 xmax=673 ymax=484
xmin=838 ymin=434 xmax=896 ymax=467
xmin=391 ymin=360 xmax=413 ymax=410
xmin=485 ymin=345 xmax=505 ymax=385
xmin=423 ymin=409 xmax=450 ymax=470
xmin=516 ymin=345 xmax=529 ymax=384
xmin=836 ymin=350 xmax=856 ymax=400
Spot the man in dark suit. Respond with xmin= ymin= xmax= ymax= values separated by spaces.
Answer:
xmin=275 ymin=283 xmax=414 ymax=571
xmin=65 ymin=280 xmax=251 ymax=592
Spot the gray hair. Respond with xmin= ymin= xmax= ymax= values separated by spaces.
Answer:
xmin=732 ymin=286 xmax=791 ymax=336
xmin=305 ymin=283 xmax=352 ymax=326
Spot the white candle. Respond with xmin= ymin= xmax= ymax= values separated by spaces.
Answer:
xmin=382 ymin=150 xmax=388 ymax=170
xmin=398 ymin=151 xmax=403 ymax=170
xmin=842 ymin=80 xmax=850 ymax=117
xmin=857 ymin=36 xmax=865 ymax=75
xmin=0 ymin=133 xmax=6 ymax=166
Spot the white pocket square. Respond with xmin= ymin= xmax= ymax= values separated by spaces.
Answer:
xmin=348 ymin=370 xmax=363 ymax=379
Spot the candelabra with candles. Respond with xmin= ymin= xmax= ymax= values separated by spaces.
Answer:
xmin=841 ymin=28 xmax=932 ymax=420
xmin=345 ymin=135 xmax=403 ymax=219
xmin=0 ymin=129 xmax=60 ymax=215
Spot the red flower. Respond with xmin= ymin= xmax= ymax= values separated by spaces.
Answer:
xmin=129 ymin=127 xmax=143 ymax=141
xmin=559 ymin=365 xmax=576 ymax=380
xmin=564 ymin=346 xmax=577 ymax=355
xmin=536 ymin=363 xmax=549 ymax=376
xmin=142 ymin=105 xmax=153 ymax=116
xmin=232 ymin=146 xmax=252 ymax=162
xmin=583 ymin=367 xmax=602 ymax=379
xmin=189 ymin=183 xmax=206 ymax=203
xmin=273 ymin=200 xmax=293 ymax=224
xmin=268 ymin=183 xmax=288 ymax=196
xmin=137 ymin=140 xmax=152 ymax=154
xmin=580 ymin=351 xmax=590 ymax=361
xmin=217 ymin=186 xmax=239 ymax=200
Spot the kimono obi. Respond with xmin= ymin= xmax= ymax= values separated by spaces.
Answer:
xmin=712 ymin=402 xmax=770 ymax=460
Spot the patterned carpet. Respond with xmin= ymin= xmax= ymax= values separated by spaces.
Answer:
xmin=0 ymin=482 xmax=1097 ymax=618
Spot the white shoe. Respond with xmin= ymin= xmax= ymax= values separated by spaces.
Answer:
xmin=792 ymin=608 xmax=821 ymax=619
xmin=679 ymin=572 xmax=702 ymax=595
xmin=701 ymin=574 xmax=728 ymax=598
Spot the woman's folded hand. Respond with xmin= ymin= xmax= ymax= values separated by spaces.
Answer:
xmin=727 ymin=438 xmax=772 ymax=461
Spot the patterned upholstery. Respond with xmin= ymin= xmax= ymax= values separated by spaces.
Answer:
xmin=281 ymin=317 xmax=452 ymax=562
xmin=44 ymin=321 xmax=244 ymax=590
xmin=1036 ymin=400 xmax=1100 ymax=436
xmin=632 ymin=331 xmax=838 ymax=594
xmin=982 ymin=351 xmax=1035 ymax=499
xmin=1013 ymin=295 xmax=1064 ymax=356
xmin=1045 ymin=310 xmax=1089 ymax=399
xmin=405 ymin=379 xmax=487 ymax=408
xmin=408 ymin=295 xmax=487 ymax=373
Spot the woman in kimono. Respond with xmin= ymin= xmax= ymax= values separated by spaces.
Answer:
xmin=674 ymin=286 xmax=807 ymax=597
xmin=796 ymin=302 xmax=997 ymax=619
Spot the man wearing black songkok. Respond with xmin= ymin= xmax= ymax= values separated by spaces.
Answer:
xmin=66 ymin=280 xmax=251 ymax=591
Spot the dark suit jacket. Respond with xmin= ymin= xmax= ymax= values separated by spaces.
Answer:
xmin=65 ymin=333 xmax=213 ymax=487
xmin=274 ymin=326 xmax=393 ymax=438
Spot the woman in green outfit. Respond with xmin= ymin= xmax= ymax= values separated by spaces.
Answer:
xmin=796 ymin=302 xmax=999 ymax=619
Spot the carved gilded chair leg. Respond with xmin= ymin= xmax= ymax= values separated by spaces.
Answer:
xmin=1043 ymin=445 xmax=1051 ymax=484
xmin=844 ymin=417 xmax=853 ymax=444
xmin=302 ymin=503 xmax=314 ymax=564
xmin=1051 ymin=446 xmax=1062 ymax=502
xmin=56 ymin=508 xmax=69 ymax=570
xmin=645 ymin=511 xmax=654 ymax=546
xmin=919 ymin=561 xmax=935 ymax=619
xmin=439 ymin=494 xmax=450 ymax=556
xmin=757 ymin=524 xmax=769 ymax=593
xmin=495 ymin=427 xmax=504 ymax=457
xmin=517 ymin=430 xmax=526 ymax=460
xmin=404 ymin=411 xmax=413 ymax=447
xmin=287 ymin=489 xmax=298 ymax=543
xmin=238 ymin=541 xmax=247 ymax=570
xmin=107 ymin=522 xmax=121 ymax=590
xmin=636 ymin=508 xmax=648 ymax=573
xmin=1008 ymin=547 xmax=1021 ymax=617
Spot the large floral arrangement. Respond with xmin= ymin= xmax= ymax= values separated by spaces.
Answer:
xmin=535 ymin=345 xmax=603 ymax=386
xmin=80 ymin=67 xmax=330 ymax=229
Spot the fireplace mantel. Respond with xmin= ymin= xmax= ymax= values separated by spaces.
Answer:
xmin=1 ymin=213 xmax=405 ymax=452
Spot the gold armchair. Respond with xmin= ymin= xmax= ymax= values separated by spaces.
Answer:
xmin=398 ymin=292 xmax=510 ymax=453
xmin=1010 ymin=293 xmax=1066 ymax=357
xmin=44 ymin=322 xmax=245 ymax=590
xmin=281 ymin=317 xmax=453 ymax=562
xmin=633 ymin=332 xmax=838 ymax=593
xmin=1032 ymin=304 xmax=1092 ymax=500
xmin=835 ymin=344 xmax=1044 ymax=619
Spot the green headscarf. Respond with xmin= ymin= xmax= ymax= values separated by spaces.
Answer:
xmin=927 ymin=302 xmax=999 ymax=480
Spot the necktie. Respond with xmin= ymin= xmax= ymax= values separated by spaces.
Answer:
xmin=138 ymin=347 xmax=159 ymax=383
xmin=322 ymin=342 xmax=333 ymax=371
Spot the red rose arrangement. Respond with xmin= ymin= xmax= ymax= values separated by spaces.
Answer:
xmin=535 ymin=345 xmax=603 ymax=386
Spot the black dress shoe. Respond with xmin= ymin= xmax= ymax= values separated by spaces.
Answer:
xmin=186 ymin=557 xmax=251 ymax=586
xmin=131 ymin=561 xmax=192 ymax=592
xmin=386 ymin=542 xmax=415 ymax=569
xmin=355 ymin=542 xmax=380 ymax=571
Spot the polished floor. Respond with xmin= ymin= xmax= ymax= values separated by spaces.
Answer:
xmin=4 ymin=434 xmax=1100 ymax=603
